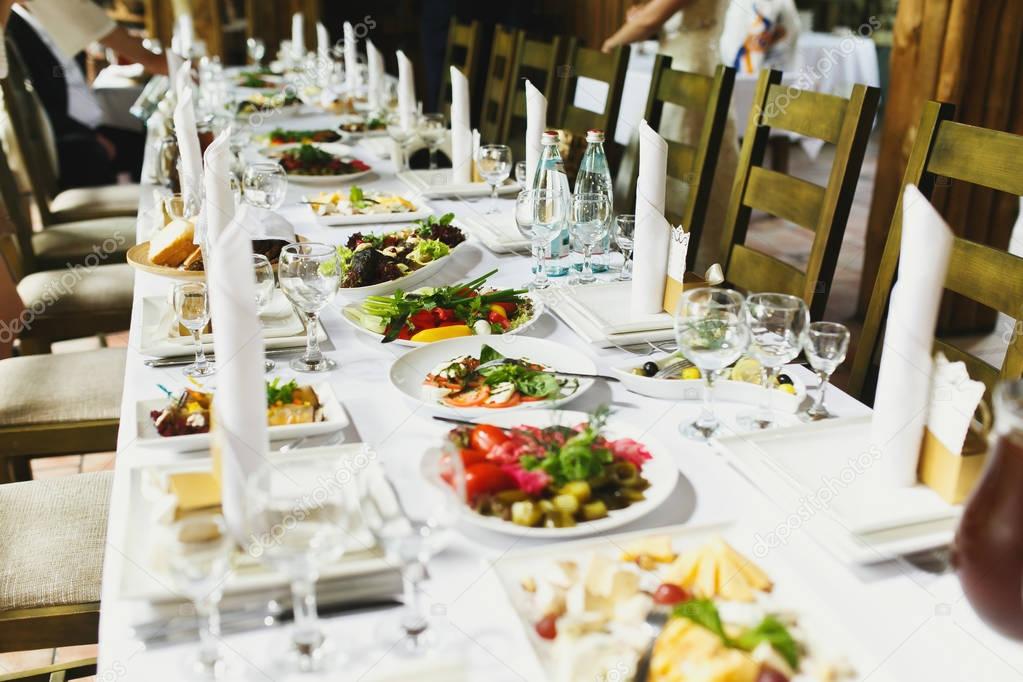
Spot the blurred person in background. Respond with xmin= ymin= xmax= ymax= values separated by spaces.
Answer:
xmin=720 ymin=0 xmax=800 ymax=74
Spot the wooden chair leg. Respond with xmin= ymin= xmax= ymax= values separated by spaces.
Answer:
xmin=10 ymin=457 xmax=32 ymax=482
xmin=16 ymin=337 xmax=51 ymax=355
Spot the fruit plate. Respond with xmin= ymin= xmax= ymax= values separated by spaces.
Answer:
xmin=341 ymin=292 xmax=544 ymax=348
xmin=493 ymin=521 xmax=894 ymax=682
xmin=428 ymin=409 xmax=679 ymax=539
xmin=388 ymin=336 xmax=597 ymax=415
xmin=610 ymin=353 xmax=806 ymax=413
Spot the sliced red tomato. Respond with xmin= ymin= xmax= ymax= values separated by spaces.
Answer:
xmin=520 ymin=395 xmax=547 ymax=402
xmin=396 ymin=325 xmax=412 ymax=340
xmin=439 ymin=448 xmax=489 ymax=484
xmin=487 ymin=311 xmax=510 ymax=329
xmin=469 ymin=424 xmax=508 ymax=452
xmin=432 ymin=307 xmax=457 ymax=322
xmin=409 ymin=310 xmax=436 ymax=331
xmin=442 ymin=385 xmax=490 ymax=408
xmin=464 ymin=462 xmax=515 ymax=503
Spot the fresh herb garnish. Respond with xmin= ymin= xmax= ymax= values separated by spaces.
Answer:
xmin=413 ymin=212 xmax=455 ymax=237
xmin=266 ymin=378 xmax=298 ymax=405
xmin=673 ymin=599 xmax=801 ymax=669
xmin=521 ymin=406 xmax=613 ymax=486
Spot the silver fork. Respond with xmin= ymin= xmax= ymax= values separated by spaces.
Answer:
xmin=633 ymin=609 xmax=670 ymax=682
xmin=476 ymin=358 xmax=621 ymax=382
xmin=653 ymin=357 xmax=695 ymax=379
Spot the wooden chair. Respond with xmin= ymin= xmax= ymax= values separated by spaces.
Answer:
xmin=849 ymin=101 xmax=1023 ymax=400
xmin=438 ymin=18 xmax=482 ymax=121
xmin=613 ymin=59 xmax=735 ymax=271
xmin=718 ymin=69 xmax=880 ymax=319
xmin=0 ymin=659 xmax=97 ymax=682
xmin=478 ymin=25 xmax=520 ymax=144
xmin=499 ymin=34 xmax=568 ymax=165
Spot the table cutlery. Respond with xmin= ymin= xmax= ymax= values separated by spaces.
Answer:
xmin=475 ymin=357 xmax=620 ymax=382
xmin=144 ymin=347 xmax=300 ymax=368
xmin=633 ymin=608 xmax=670 ymax=682
xmin=431 ymin=415 xmax=483 ymax=428
xmin=652 ymin=357 xmax=695 ymax=379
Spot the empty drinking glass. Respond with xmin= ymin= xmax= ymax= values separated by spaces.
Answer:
xmin=173 ymin=281 xmax=214 ymax=377
xmin=242 ymin=162 xmax=287 ymax=210
xmin=253 ymin=254 xmax=276 ymax=372
xmin=744 ymin=293 xmax=809 ymax=429
xmin=569 ymin=192 xmax=611 ymax=285
xmin=528 ymin=189 xmax=568 ymax=290
xmin=516 ymin=189 xmax=553 ymax=290
xmin=477 ymin=144 xmax=512 ymax=212
xmin=278 ymin=242 xmax=340 ymax=372
xmin=246 ymin=37 xmax=266 ymax=66
xmin=803 ymin=321 xmax=850 ymax=421
xmin=613 ymin=214 xmax=636 ymax=281
xmin=514 ymin=160 xmax=528 ymax=186
xmin=674 ymin=288 xmax=750 ymax=440
xmin=164 ymin=192 xmax=201 ymax=222
xmin=417 ymin=113 xmax=446 ymax=170
xmin=386 ymin=111 xmax=417 ymax=171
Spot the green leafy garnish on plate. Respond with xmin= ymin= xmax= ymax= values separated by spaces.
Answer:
xmin=266 ymin=378 xmax=299 ymax=405
xmin=673 ymin=599 xmax=801 ymax=669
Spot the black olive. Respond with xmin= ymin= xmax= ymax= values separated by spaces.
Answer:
xmin=642 ymin=361 xmax=659 ymax=377
xmin=777 ymin=373 xmax=793 ymax=385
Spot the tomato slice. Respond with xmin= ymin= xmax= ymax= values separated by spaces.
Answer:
xmin=519 ymin=395 xmax=547 ymax=402
xmin=442 ymin=385 xmax=490 ymax=407
xmin=469 ymin=424 xmax=509 ymax=451
xmin=464 ymin=462 xmax=515 ymax=503
xmin=459 ymin=448 xmax=488 ymax=467
xmin=409 ymin=310 xmax=436 ymax=331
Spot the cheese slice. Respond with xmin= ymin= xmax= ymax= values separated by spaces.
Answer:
xmin=167 ymin=471 xmax=221 ymax=515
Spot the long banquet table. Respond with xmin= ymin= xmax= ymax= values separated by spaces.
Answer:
xmin=96 ymin=106 xmax=1023 ymax=681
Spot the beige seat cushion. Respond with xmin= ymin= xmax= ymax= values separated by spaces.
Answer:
xmin=0 ymin=471 xmax=112 ymax=610
xmin=31 ymin=217 xmax=137 ymax=269
xmin=50 ymin=184 xmax=142 ymax=223
xmin=17 ymin=263 xmax=134 ymax=320
xmin=0 ymin=348 xmax=125 ymax=426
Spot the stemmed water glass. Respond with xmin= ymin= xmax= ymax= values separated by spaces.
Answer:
xmin=167 ymin=513 xmax=233 ymax=679
xmin=278 ymin=242 xmax=340 ymax=373
xmin=246 ymin=37 xmax=266 ymax=66
xmin=417 ymin=113 xmax=446 ymax=170
xmin=569 ymin=192 xmax=612 ymax=285
xmin=803 ymin=321 xmax=850 ymax=421
xmin=173 ymin=281 xmax=214 ymax=377
xmin=674 ymin=288 xmax=750 ymax=440
xmin=246 ymin=452 xmax=351 ymax=672
xmin=253 ymin=254 xmax=276 ymax=373
xmin=525 ymin=189 xmax=568 ymax=290
xmin=743 ymin=293 xmax=809 ymax=429
xmin=242 ymin=162 xmax=287 ymax=210
xmin=386 ymin=111 xmax=417 ymax=171
xmin=613 ymin=214 xmax=635 ymax=281
xmin=359 ymin=448 xmax=465 ymax=655
xmin=515 ymin=160 xmax=528 ymax=186
xmin=164 ymin=192 xmax=201 ymax=223
xmin=477 ymin=144 xmax=512 ymax=213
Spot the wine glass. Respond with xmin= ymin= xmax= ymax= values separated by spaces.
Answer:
xmin=477 ymin=144 xmax=512 ymax=213
xmin=246 ymin=451 xmax=351 ymax=672
xmin=386 ymin=111 xmax=416 ymax=171
xmin=253 ymin=253 xmax=276 ymax=373
xmin=529 ymin=189 xmax=568 ymax=290
xmin=164 ymin=192 xmax=201 ymax=222
xmin=246 ymin=37 xmax=266 ymax=66
xmin=568 ymin=192 xmax=611 ymax=285
xmin=359 ymin=448 xmax=465 ymax=655
xmin=515 ymin=160 xmax=528 ymax=186
xmin=417 ymin=113 xmax=446 ymax=170
xmin=803 ymin=321 xmax=850 ymax=421
xmin=515 ymin=189 xmax=550 ymax=290
xmin=743 ymin=293 xmax=809 ymax=429
xmin=173 ymin=281 xmax=214 ymax=377
xmin=242 ymin=162 xmax=287 ymax=210
xmin=674 ymin=288 xmax=750 ymax=440
xmin=613 ymin=214 xmax=636 ymax=281
xmin=278 ymin=242 xmax=340 ymax=373
xmin=167 ymin=513 xmax=233 ymax=679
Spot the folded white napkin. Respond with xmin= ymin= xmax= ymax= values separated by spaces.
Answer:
xmin=291 ymin=13 xmax=305 ymax=59
xmin=668 ymin=227 xmax=690 ymax=281
xmin=232 ymin=202 xmax=296 ymax=242
xmin=870 ymin=184 xmax=955 ymax=487
xmin=927 ymin=352 xmax=986 ymax=455
xmin=207 ymin=220 xmax=269 ymax=542
xmin=630 ymin=120 xmax=670 ymax=317
xmin=449 ymin=66 xmax=472 ymax=183
xmin=396 ymin=50 xmax=416 ymax=131
xmin=366 ymin=39 xmax=383 ymax=110
xmin=202 ymin=126 xmax=234 ymax=248
xmin=166 ymin=49 xmax=183 ymax=86
xmin=316 ymin=22 xmax=330 ymax=84
xmin=344 ymin=22 xmax=358 ymax=92
xmin=172 ymin=81 xmax=203 ymax=216
xmin=524 ymin=79 xmax=546 ymax=186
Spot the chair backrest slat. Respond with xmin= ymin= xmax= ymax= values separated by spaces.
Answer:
xmin=555 ymin=44 xmax=629 ymax=145
xmin=927 ymin=122 xmax=1023 ymax=196
xmin=761 ymin=84 xmax=847 ymax=144
xmin=663 ymin=140 xmax=696 ymax=182
xmin=655 ymin=69 xmax=713 ymax=111
xmin=729 ymin=244 xmax=805 ymax=296
xmin=438 ymin=18 xmax=482 ymax=120
xmin=479 ymin=25 xmax=519 ymax=143
xmin=500 ymin=34 xmax=567 ymax=166
xmin=742 ymin=167 xmax=824 ymax=231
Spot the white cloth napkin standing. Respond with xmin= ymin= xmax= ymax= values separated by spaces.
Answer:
xmin=870 ymin=184 xmax=955 ymax=487
xmin=207 ymin=220 xmax=269 ymax=542
xmin=927 ymin=352 xmax=986 ymax=455
xmin=449 ymin=66 xmax=472 ymax=183
xmin=396 ymin=50 xmax=416 ymax=131
xmin=166 ymin=49 xmax=183 ymax=86
xmin=172 ymin=81 xmax=202 ymax=224
xmin=316 ymin=22 xmax=330 ymax=84
xmin=667 ymin=227 xmax=690 ymax=281
xmin=344 ymin=22 xmax=358 ymax=93
xmin=524 ymin=79 xmax=546 ymax=186
xmin=202 ymin=126 xmax=234 ymax=248
xmin=366 ymin=39 xmax=383 ymax=110
xmin=173 ymin=13 xmax=194 ymax=56
xmin=630 ymin=120 xmax=671 ymax=317
xmin=291 ymin=12 xmax=305 ymax=59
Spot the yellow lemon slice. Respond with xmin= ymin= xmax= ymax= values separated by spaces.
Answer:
xmin=409 ymin=325 xmax=473 ymax=343
xmin=730 ymin=357 xmax=763 ymax=384
xmin=778 ymin=383 xmax=797 ymax=395
xmin=680 ymin=367 xmax=701 ymax=380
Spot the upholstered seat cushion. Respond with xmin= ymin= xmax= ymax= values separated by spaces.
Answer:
xmin=31 ymin=217 xmax=137 ymax=269
xmin=50 ymin=184 xmax=142 ymax=222
xmin=0 ymin=471 xmax=112 ymax=610
xmin=17 ymin=263 xmax=134 ymax=320
xmin=0 ymin=348 xmax=125 ymax=427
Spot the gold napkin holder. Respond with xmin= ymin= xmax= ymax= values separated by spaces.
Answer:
xmin=662 ymin=272 xmax=709 ymax=314
xmin=917 ymin=401 xmax=990 ymax=504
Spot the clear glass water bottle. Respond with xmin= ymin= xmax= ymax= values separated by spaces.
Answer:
xmin=572 ymin=129 xmax=614 ymax=273
xmin=531 ymin=131 xmax=572 ymax=277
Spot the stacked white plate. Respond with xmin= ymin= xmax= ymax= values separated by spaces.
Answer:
xmin=457 ymin=211 xmax=530 ymax=253
xmin=547 ymin=281 xmax=675 ymax=347
xmin=397 ymin=169 xmax=520 ymax=198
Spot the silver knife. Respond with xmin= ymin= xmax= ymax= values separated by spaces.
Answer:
xmin=144 ymin=348 xmax=300 ymax=368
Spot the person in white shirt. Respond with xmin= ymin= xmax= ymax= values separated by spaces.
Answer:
xmin=719 ymin=0 xmax=801 ymax=74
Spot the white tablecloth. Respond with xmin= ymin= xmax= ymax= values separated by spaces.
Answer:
xmin=96 ymin=105 xmax=1023 ymax=682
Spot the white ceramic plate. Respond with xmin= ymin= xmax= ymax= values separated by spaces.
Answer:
xmin=432 ymin=409 xmax=678 ymax=539
xmin=611 ymin=353 xmax=806 ymax=413
xmin=134 ymin=383 xmax=349 ymax=452
xmin=334 ymin=240 xmax=467 ymax=299
xmin=306 ymin=194 xmax=434 ymax=227
xmin=388 ymin=336 xmax=596 ymax=415
xmin=341 ymin=292 xmax=544 ymax=347
xmin=264 ymin=142 xmax=373 ymax=185
xmin=458 ymin=212 xmax=530 ymax=253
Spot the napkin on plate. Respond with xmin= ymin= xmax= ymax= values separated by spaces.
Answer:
xmin=449 ymin=66 xmax=472 ymax=183
xmin=630 ymin=120 xmax=671 ymax=317
xmin=396 ymin=50 xmax=416 ymax=130
xmin=202 ymin=126 xmax=234 ymax=247
xmin=927 ymin=352 xmax=986 ymax=456
xmin=291 ymin=12 xmax=305 ymax=59
xmin=344 ymin=22 xmax=358 ymax=92
xmin=524 ymin=79 xmax=546 ymax=185
xmin=172 ymin=77 xmax=203 ymax=216
xmin=870 ymin=184 xmax=954 ymax=488
xmin=207 ymin=219 xmax=269 ymax=542
xmin=366 ymin=39 xmax=384 ymax=110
